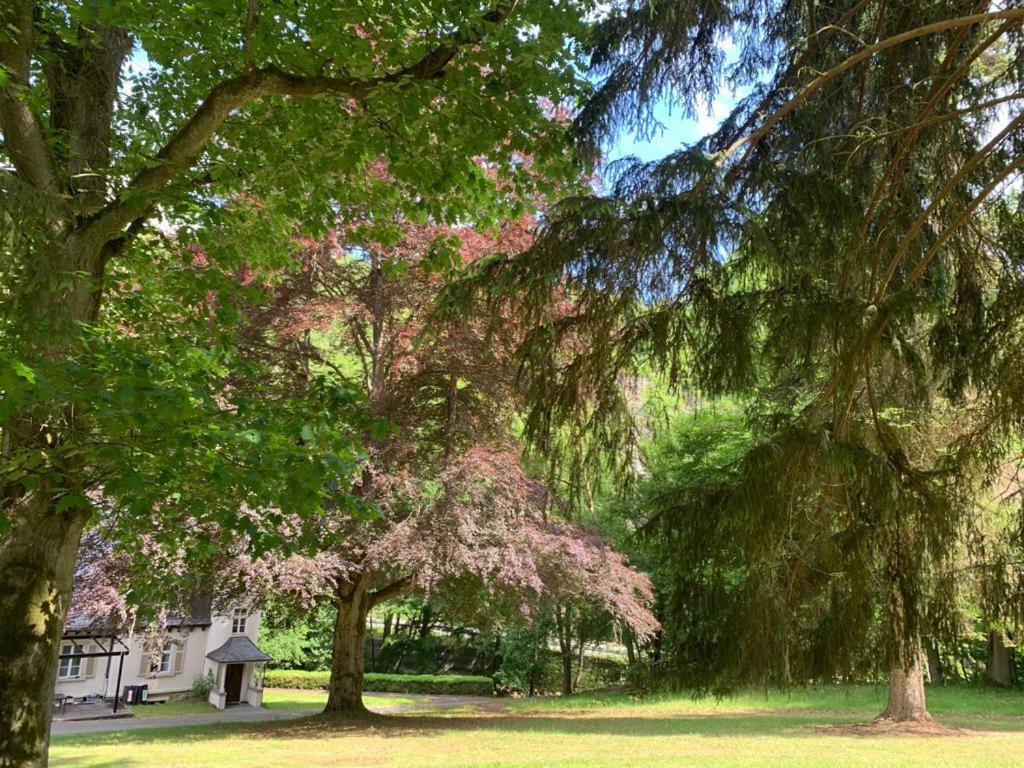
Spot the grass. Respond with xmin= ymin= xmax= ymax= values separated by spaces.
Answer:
xmin=52 ymin=685 xmax=1024 ymax=767
xmin=262 ymin=689 xmax=420 ymax=713
xmin=126 ymin=689 xmax=419 ymax=718
xmin=505 ymin=684 xmax=1024 ymax=720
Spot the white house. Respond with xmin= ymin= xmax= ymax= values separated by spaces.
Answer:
xmin=55 ymin=599 xmax=272 ymax=710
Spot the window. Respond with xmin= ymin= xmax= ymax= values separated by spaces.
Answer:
xmin=151 ymin=641 xmax=173 ymax=674
xmin=58 ymin=643 xmax=83 ymax=679
xmin=231 ymin=608 xmax=247 ymax=634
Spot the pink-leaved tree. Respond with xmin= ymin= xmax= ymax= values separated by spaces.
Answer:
xmin=235 ymin=209 xmax=659 ymax=713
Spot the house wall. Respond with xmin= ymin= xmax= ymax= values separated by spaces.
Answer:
xmin=55 ymin=609 xmax=263 ymax=703
xmin=51 ymin=639 xmax=115 ymax=700
xmin=54 ymin=626 xmax=206 ymax=701
xmin=200 ymin=609 xmax=262 ymax=682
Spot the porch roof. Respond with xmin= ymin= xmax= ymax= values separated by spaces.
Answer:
xmin=206 ymin=636 xmax=272 ymax=664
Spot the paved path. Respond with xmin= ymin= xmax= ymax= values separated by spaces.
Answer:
xmin=51 ymin=692 xmax=498 ymax=735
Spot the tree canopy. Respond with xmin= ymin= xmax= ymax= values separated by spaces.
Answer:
xmin=450 ymin=0 xmax=1024 ymax=721
xmin=0 ymin=2 xmax=594 ymax=763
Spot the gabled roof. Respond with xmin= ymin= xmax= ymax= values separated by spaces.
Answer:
xmin=206 ymin=635 xmax=272 ymax=664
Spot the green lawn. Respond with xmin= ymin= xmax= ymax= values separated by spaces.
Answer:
xmin=126 ymin=689 xmax=418 ymax=718
xmin=506 ymin=684 xmax=1024 ymax=720
xmin=261 ymin=689 xmax=419 ymax=713
xmin=53 ymin=686 xmax=1024 ymax=767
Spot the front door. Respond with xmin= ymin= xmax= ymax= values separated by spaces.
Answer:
xmin=225 ymin=664 xmax=244 ymax=705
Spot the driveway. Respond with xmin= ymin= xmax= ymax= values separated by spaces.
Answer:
xmin=51 ymin=692 xmax=500 ymax=735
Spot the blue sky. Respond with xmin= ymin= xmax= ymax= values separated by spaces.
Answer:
xmin=604 ymin=40 xmax=746 ymax=163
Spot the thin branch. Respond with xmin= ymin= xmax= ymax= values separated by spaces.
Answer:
xmin=901 ymin=154 xmax=1024 ymax=291
xmin=875 ymin=110 xmax=1024 ymax=298
xmin=242 ymin=0 xmax=260 ymax=71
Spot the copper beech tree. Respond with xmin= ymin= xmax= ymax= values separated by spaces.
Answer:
xmin=235 ymin=217 xmax=659 ymax=713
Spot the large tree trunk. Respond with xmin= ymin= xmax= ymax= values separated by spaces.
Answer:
xmin=882 ymin=639 xmax=930 ymax=722
xmin=880 ymin=634 xmax=931 ymax=722
xmin=987 ymin=630 xmax=1013 ymax=687
xmin=0 ymin=493 xmax=89 ymax=767
xmin=0 ymin=20 xmax=130 ymax=763
xmin=325 ymin=573 xmax=371 ymax=716
xmin=877 ymin=541 xmax=931 ymax=723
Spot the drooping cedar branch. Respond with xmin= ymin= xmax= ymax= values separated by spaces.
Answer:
xmin=720 ymin=8 xmax=1024 ymax=166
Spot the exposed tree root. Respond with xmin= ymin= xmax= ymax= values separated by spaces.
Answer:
xmin=816 ymin=718 xmax=969 ymax=737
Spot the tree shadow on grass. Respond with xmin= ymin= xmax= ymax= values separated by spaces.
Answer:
xmin=51 ymin=707 xmax=1024 ymax=755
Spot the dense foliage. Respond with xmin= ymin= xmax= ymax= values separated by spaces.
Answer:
xmin=0 ymin=1 xmax=596 ymax=763
xmin=450 ymin=0 xmax=1024 ymax=721
xmin=235 ymin=215 xmax=658 ymax=711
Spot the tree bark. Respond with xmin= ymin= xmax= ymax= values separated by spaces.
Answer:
xmin=987 ymin=630 xmax=1013 ymax=687
xmin=925 ymin=641 xmax=943 ymax=685
xmin=556 ymin=604 xmax=574 ymax=695
xmin=879 ymin=634 xmax=931 ymax=722
xmin=623 ymin=625 xmax=636 ymax=665
xmin=0 ymin=493 xmax=90 ymax=767
xmin=574 ymin=624 xmax=586 ymax=691
xmin=325 ymin=573 xmax=371 ymax=716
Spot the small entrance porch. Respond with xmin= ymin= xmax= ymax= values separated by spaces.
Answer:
xmin=205 ymin=636 xmax=271 ymax=710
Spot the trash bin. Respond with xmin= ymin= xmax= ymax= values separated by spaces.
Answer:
xmin=138 ymin=684 xmax=149 ymax=703
xmin=122 ymin=685 xmax=137 ymax=705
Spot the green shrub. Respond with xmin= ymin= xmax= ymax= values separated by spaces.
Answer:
xmin=375 ymin=634 xmax=442 ymax=674
xmin=191 ymin=670 xmax=216 ymax=699
xmin=264 ymin=669 xmax=493 ymax=696
xmin=492 ymin=627 xmax=548 ymax=696
xmin=532 ymin=652 xmax=627 ymax=695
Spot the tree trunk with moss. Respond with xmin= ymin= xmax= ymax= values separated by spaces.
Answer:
xmin=0 ymin=493 xmax=90 ymax=767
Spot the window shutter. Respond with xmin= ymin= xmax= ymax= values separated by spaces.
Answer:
xmin=84 ymin=643 xmax=96 ymax=678
xmin=172 ymin=641 xmax=185 ymax=675
xmin=139 ymin=649 xmax=149 ymax=677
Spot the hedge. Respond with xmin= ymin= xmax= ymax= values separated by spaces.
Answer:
xmin=264 ymin=669 xmax=493 ymax=696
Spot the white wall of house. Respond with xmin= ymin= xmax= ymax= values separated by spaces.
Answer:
xmin=54 ymin=608 xmax=263 ymax=704
xmin=203 ymin=608 xmax=265 ymax=709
